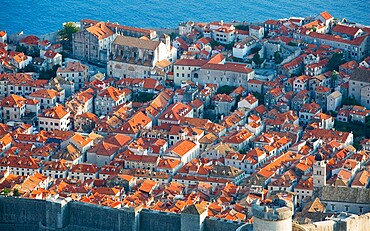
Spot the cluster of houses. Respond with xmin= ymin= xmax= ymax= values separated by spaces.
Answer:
xmin=0 ymin=32 xmax=63 ymax=72
xmin=0 ymin=10 xmax=370 ymax=226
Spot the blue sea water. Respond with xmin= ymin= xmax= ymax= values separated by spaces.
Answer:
xmin=0 ymin=0 xmax=369 ymax=35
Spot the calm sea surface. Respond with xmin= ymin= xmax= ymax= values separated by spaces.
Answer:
xmin=1 ymin=0 xmax=369 ymax=35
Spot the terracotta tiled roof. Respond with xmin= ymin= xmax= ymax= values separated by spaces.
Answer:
xmin=113 ymin=35 xmax=160 ymax=50
xmin=1 ymin=94 xmax=27 ymax=108
xmin=40 ymin=104 xmax=70 ymax=119
xmin=29 ymin=89 xmax=58 ymax=99
xmin=69 ymin=163 xmax=99 ymax=174
xmin=57 ymin=61 xmax=88 ymax=73
xmin=86 ymin=22 xmax=114 ymax=40
xmin=157 ymin=158 xmax=181 ymax=170
xmin=332 ymin=24 xmax=361 ymax=36
xmin=166 ymin=140 xmax=197 ymax=157
xmin=174 ymin=59 xmax=208 ymax=66
xmin=20 ymin=35 xmax=39 ymax=45
xmin=98 ymin=86 xmax=127 ymax=101
xmin=320 ymin=11 xmax=333 ymax=21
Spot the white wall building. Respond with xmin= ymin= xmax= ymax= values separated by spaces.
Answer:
xmin=38 ymin=104 xmax=71 ymax=131
xmin=327 ymin=91 xmax=342 ymax=112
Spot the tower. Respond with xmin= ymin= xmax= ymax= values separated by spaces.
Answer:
xmin=181 ymin=204 xmax=207 ymax=231
xmin=313 ymin=154 xmax=326 ymax=187
xmin=252 ymin=198 xmax=293 ymax=231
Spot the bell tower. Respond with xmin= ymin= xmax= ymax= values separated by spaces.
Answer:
xmin=313 ymin=153 xmax=326 ymax=187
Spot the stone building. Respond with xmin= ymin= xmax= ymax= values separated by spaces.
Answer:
xmin=173 ymin=59 xmax=208 ymax=86
xmin=73 ymin=22 xmax=115 ymax=63
xmin=94 ymin=86 xmax=131 ymax=116
xmin=252 ymin=198 xmax=293 ymax=231
xmin=315 ymin=86 xmax=331 ymax=111
xmin=327 ymin=91 xmax=342 ymax=112
xmin=107 ymin=35 xmax=175 ymax=79
xmin=38 ymin=104 xmax=71 ymax=131
xmin=349 ymin=68 xmax=370 ymax=109
xmin=192 ymin=60 xmax=255 ymax=88
xmin=56 ymin=61 xmax=89 ymax=91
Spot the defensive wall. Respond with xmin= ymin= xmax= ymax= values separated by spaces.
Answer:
xmin=0 ymin=196 xmax=250 ymax=231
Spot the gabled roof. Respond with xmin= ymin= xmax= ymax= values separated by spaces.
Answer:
xmin=86 ymin=22 xmax=114 ymax=40
xmin=57 ymin=61 xmax=88 ymax=73
xmin=182 ymin=204 xmax=207 ymax=215
xmin=113 ymin=35 xmax=160 ymax=50
xmin=98 ymin=86 xmax=127 ymax=101
xmin=332 ymin=24 xmax=362 ymax=36
xmin=350 ymin=68 xmax=370 ymax=83
xmin=166 ymin=139 xmax=197 ymax=157
xmin=174 ymin=59 xmax=208 ymax=66
xmin=1 ymin=94 xmax=27 ymax=108
xmin=319 ymin=11 xmax=333 ymax=21
xmin=40 ymin=104 xmax=70 ymax=119
xmin=159 ymin=102 xmax=192 ymax=122
xmin=29 ymin=89 xmax=58 ymax=99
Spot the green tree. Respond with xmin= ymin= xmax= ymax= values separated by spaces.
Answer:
xmin=15 ymin=45 xmax=27 ymax=53
xmin=342 ymin=97 xmax=356 ymax=105
xmin=58 ymin=22 xmax=80 ymax=41
xmin=13 ymin=188 xmax=20 ymax=197
xmin=135 ymin=92 xmax=156 ymax=102
xmin=1 ymin=188 xmax=11 ymax=196
xmin=235 ymin=25 xmax=249 ymax=31
xmin=210 ymin=40 xmax=220 ymax=48
xmin=217 ymin=85 xmax=236 ymax=95
xmin=252 ymin=92 xmax=265 ymax=104
xmin=169 ymin=32 xmax=177 ymax=40
xmin=274 ymin=51 xmax=283 ymax=64
xmin=327 ymin=110 xmax=338 ymax=117
xmin=250 ymin=47 xmax=261 ymax=54
xmin=39 ymin=65 xmax=60 ymax=80
xmin=253 ymin=53 xmax=264 ymax=65
xmin=288 ymin=41 xmax=298 ymax=46
xmin=328 ymin=53 xmax=345 ymax=71
xmin=330 ymin=71 xmax=339 ymax=88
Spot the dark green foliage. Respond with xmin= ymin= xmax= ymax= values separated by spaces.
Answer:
xmin=232 ymin=57 xmax=245 ymax=63
xmin=58 ymin=22 xmax=80 ymax=41
xmin=334 ymin=121 xmax=370 ymax=138
xmin=58 ymin=22 xmax=80 ymax=51
xmin=253 ymin=53 xmax=264 ymax=65
xmin=328 ymin=53 xmax=345 ymax=71
xmin=15 ymin=45 xmax=27 ymax=53
xmin=288 ymin=41 xmax=298 ymax=46
xmin=134 ymin=92 xmax=156 ymax=102
xmin=342 ymin=97 xmax=357 ymax=106
xmin=13 ymin=188 xmax=20 ymax=197
xmin=39 ymin=65 xmax=60 ymax=80
xmin=274 ymin=51 xmax=283 ymax=64
xmin=1 ymin=188 xmax=11 ymax=196
xmin=252 ymin=92 xmax=264 ymax=104
xmin=210 ymin=40 xmax=234 ymax=50
xmin=235 ymin=25 xmax=249 ymax=31
xmin=327 ymin=110 xmax=338 ymax=117
xmin=217 ymin=85 xmax=237 ymax=95
xmin=250 ymin=47 xmax=261 ymax=54
xmin=169 ymin=32 xmax=177 ymax=40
